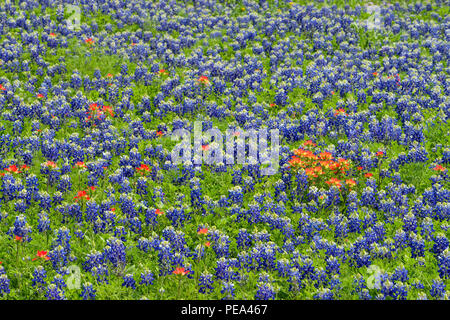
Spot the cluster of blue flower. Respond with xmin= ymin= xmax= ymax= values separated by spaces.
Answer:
xmin=0 ymin=0 xmax=449 ymax=300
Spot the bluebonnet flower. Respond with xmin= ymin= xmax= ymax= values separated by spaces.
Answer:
xmin=221 ymin=281 xmax=235 ymax=300
xmin=0 ymin=273 xmax=10 ymax=297
xmin=409 ymin=233 xmax=425 ymax=258
xmin=403 ymin=211 xmax=417 ymax=233
xmin=104 ymin=237 xmax=127 ymax=270
xmin=140 ymin=270 xmax=155 ymax=286
xmin=48 ymin=245 xmax=68 ymax=270
xmin=325 ymin=256 xmax=341 ymax=275
xmin=432 ymin=234 xmax=449 ymax=257
xmin=199 ymin=272 xmax=214 ymax=294
xmin=313 ymin=288 xmax=334 ymax=300
xmin=45 ymin=284 xmax=65 ymax=300
xmin=11 ymin=214 xmax=32 ymax=242
xmin=51 ymin=274 xmax=67 ymax=291
xmin=438 ymin=249 xmax=450 ymax=279
xmin=228 ymin=186 xmax=244 ymax=204
xmin=392 ymin=265 xmax=409 ymax=282
xmin=122 ymin=274 xmax=136 ymax=289
xmin=236 ymin=229 xmax=253 ymax=250
xmin=32 ymin=266 xmax=47 ymax=289
xmin=430 ymin=279 xmax=446 ymax=299
xmin=80 ymin=282 xmax=96 ymax=300
xmin=255 ymin=281 xmax=277 ymax=300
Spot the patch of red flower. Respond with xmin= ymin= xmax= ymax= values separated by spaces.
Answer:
xmin=197 ymin=75 xmax=210 ymax=85
xmin=75 ymin=161 xmax=87 ymax=168
xmin=86 ymin=103 xmax=114 ymax=122
xmin=433 ymin=165 xmax=446 ymax=172
xmin=0 ymin=84 xmax=6 ymax=91
xmin=37 ymin=93 xmax=44 ymax=99
xmin=44 ymin=161 xmax=58 ymax=169
xmin=32 ymin=251 xmax=50 ymax=261
xmin=202 ymin=144 xmax=210 ymax=151
xmin=376 ymin=151 xmax=384 ymax=157
xmin=74 ymin=190 xmax=90 ymax=201
xmin=364 ymin=173 xmax=373 ymax=178
xmin=345 ymin=179 xmax=357 ymax=188
xmin=85 ymin=38 xmax=94 ymax=45
xmin=289 ymin=140 xmax=356 ymax=189
xmin=136 ymin=164 xmax=151 ymax=175
xmin=158 ymin=69 xmax=168 ymax=76
xmin=173 ymin=267 xmax=189 ymax=276
xmin=156 ymin=131 xmax=164 ymax=137
xmin=334 ymin=108 xmax=347 ymax=116
xmin=155 ymin=209 xmax=164 ymax=216
xmin=303 ymin=140 xmax=316 ymax=147
xmin=4 ymin=165 xmax=19 ymax=173
xmin=198 ymin=228 xmax=208 ymax=235
xmin=325 ymin=177 xmax=342 ymax=188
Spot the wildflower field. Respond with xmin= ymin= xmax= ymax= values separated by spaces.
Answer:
xmin=0 ymin=0 xmax=449 ymax=301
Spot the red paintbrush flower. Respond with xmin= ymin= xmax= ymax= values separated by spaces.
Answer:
xmin=75 ymin=161 xmax=86 ymax=168
xmin=303 ymin=140 xmax=316 ymax=147
xmin=74 ymin=190 xmax=90 ymax=201
xmin=433 ymin=165 xmax=446 ymax=172
xmin=44 ymin=161 xmax=58 ymax=169
xmin=37 ymin=93 xmax=44 ymax=99
xmin=334 ymin=108 xmax=347 ymax=116
xmin=32 ymin=251 xmax=50 ymax=261
xmin=0 ymin=84 xmax=6 ymax=91
xmin=156 ymin=131 xmax=164 ymax=137
xmin=173 ymin=267 xmax=189 ymax=276
xmin=4 ymin=165 xmax=20 ymax=173
xmin=136 ymin=164 xmax=151 ymax=175
xmin=325 ymin=178 xmax=342 ymax=188
xmin=364 ymin=172 xmax=373 ymax=178
xmin=345 ymin=179 xmax=357 ymax=188
xmin=102 ymin=105 xmax=114 ymax=117
xmin=197 ymin=228 xmax=208 ymax=235
xmin=85 ymin=38 xmax=94 ymax=45
xmin=197 ymin=75 xmax=210 ymax=85
xmin=158 ymin=69 xmax=168 ymax=76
